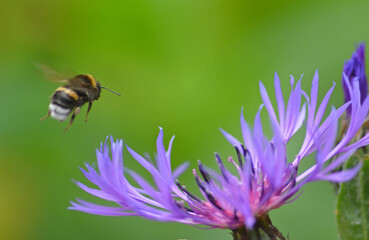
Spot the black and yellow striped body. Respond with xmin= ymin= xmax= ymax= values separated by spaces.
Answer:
xmin=49 ymin=87 xmax=79 ymax=122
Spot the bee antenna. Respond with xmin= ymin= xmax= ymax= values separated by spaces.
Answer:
xmin=101 ymin=87 xmax=121 ymax=96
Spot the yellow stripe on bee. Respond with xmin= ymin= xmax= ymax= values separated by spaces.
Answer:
xmin=55 ymin=86 xmax=66 ymax=92
xmin=85 ymin=74 xmax=97 ymax=88
xmin=55 ymin=87 xmax=79 ymax=101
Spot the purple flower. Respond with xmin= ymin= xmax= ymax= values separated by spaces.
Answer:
xmin=343 ymin=43 xmax=368 ymax=114
xmin=70 ymin=71 xmax=369 ymax=231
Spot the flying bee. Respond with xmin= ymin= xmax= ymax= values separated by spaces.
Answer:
xmin=38 ymin=65 xmax=120 ymax=132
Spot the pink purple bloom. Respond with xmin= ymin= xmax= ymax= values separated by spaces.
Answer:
xmin=343 ymin=43 xmax=367 ymax=114
xmin=70 ymin=71 xmax=369 ymax=231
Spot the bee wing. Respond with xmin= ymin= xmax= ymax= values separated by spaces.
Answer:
xmin=34 ymin=63 xmax=69 ymax=83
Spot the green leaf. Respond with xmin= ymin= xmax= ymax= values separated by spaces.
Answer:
xmin=336 ymin=155 xmax=369 ymax=240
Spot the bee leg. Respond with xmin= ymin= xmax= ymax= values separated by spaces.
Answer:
xmin=85 ymin=102 xmax=93 ymax=122
xmin=64 ymin=107 xmax=81 ymax=132
xmin=40 ymin=111 xmax=51 ymax=121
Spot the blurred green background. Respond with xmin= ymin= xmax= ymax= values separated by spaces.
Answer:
xmin=1 ymin=0 xmax=369 ymax=239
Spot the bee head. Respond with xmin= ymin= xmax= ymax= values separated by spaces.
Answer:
xmin=75 ymin=74 xmax=119 ymax=99
xmin=96 ymin=81 xmax=101 ymax=99
xmin=79 ymin=74 xmax=100 ymax=99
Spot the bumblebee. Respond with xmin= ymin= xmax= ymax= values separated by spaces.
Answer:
xmin=39 ymin=66 xmax=120 ymax=131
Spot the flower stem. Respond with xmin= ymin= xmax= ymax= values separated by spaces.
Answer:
xmin=231 ymin=215 xmax=286 ymax=240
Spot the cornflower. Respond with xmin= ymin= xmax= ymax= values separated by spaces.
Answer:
xmin=70 ymin=71 xmax=369 ymax=239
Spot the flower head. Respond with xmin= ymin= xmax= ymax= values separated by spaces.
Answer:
xmin=343 ymin=43 xmax=368 ymax=112
xmin=70 ymin=71 xmax=369 ymax=231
